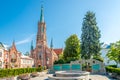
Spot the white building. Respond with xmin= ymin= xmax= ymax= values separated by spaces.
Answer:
xmin=20 ymin=55 xmax=34 ymax=68
xmin=0 ymin=42 xmax=4 ymax=68
xmin=101 ymin=44 xmax=116 ymax=65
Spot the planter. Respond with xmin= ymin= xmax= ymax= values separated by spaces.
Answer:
xmin=18 ymin=74 xmax=30 ymax=80
xmin=30 ymin=72 xmax=39 ymax=77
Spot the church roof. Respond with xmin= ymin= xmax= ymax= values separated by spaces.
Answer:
xmin=101 ymin=44 xmax=111 ymax=49
xmin=21 ymin=55 xmax=33 ymax=60
xmin=0 ymin=42 xmax=4 ymax=49
xmin=53 ymin=48 xmax=63 ymax=55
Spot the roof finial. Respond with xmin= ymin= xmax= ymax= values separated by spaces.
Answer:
xmin=40 ymin=1 xmax=44 ymax=23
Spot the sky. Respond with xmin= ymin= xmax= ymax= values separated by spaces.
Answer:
xmin=0 ymin=0 xmax=120 ymax=54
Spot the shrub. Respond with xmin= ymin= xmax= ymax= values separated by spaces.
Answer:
xmin=0 ymin=67 xmax=42 ymax=78
xmin=93 ymin=56 xmax=104 ymax=62
xmin=109 ymin=65 xmax=117 ymax=68
xmin=106 ymin=66 xmax=120 ymax=75
xmin=54 ymin=59 xmax=65 ymax=64
xmin=36 ymin=67 xmax=42 ymax=72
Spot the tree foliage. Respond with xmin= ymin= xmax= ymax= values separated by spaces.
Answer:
xmin=81 ymin=11 xmax=101 ymax=59
xmin=107 ymin=41 xmax=120 ymax=65
xmin=63 ymin=34 xmax=80 ymax=62
xmin=24 ymin=52 xmax=30 ymax=56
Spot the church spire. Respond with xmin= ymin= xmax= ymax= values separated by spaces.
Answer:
xmin=12 ymin=40 xmax=15 ymax=47
xmin=11 ymin=40 xmax=17 ymax=50
xmin=50 ymin=38 xmax=53 ymax=49
xmin=31 ymin=40 xmax=34 ymax=51
xmin=40 ymin=5 xmax=44 ymax=23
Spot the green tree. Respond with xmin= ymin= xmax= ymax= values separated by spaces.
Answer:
xmin=63 ymin=34 xmax=80 ymax=63
xmin=24 ymin=51 xmax=30 ymax=56
xmin=81 ymin=11 xmax=101 ymax=59
xmin=107 ymin=41 xmax=120 ymax=66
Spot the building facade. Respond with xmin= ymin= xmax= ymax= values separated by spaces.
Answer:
xmin=4 ymin=42 xmax=21 ymax=69
xmin=0 ymin=41 xmax=34 ymax=69
xmin=101 ymin=44 xmax=116 ymax=65
xmin=31 ymin=6 xmax=58 ymax=68
xmin=20 ymin=55 xmax=34 ymax=68
xmin=53 ymin=48 xmax=63 ymax=58
xmin=0 ymin=42 xmax=5 ymax=68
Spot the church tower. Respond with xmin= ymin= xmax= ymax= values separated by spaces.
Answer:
xmin=31 ymin=5 xmax=58 ymax=68
xmin=37 ymin=5 xmax=47 ymax=47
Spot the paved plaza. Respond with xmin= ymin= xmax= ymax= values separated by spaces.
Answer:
xmin=30 ymin=72 xmax=113 ymax=80
xmin=0 ymin=72 xmax=115 ymax=80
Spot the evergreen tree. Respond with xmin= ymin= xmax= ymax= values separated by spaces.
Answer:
xmin=24 ymin=51 xmax=30 ymax=56
xmin=81 ymin=11 xmax=101 ymax=59
xmin=63 ymin=34 xmax=80 ymax=63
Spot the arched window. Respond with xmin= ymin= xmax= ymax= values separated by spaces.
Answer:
xmin=11 ymin=53 xmax=16 ymax=59
xmin=39 ymin=51 xmax=42 ymax=59
xmin=11 ymin=53 xmax=16 ymax=63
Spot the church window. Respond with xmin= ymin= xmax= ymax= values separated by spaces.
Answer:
xmin=38 ymin=45 xmax=42 ymax=48
xmin=11 ymin=53 xmax=16 ymax=63
xmin=47 ymin=58 xmax=49 ymax=61
xmin=11 ymin=53 xmax=15 ymax=59
xmin=5 ymin=54 xmax=8 ymax=58
xmin=41 ymin=26 xmax=44 ymax=33
xmin=39 ymin=51 xmax=42 ymax=59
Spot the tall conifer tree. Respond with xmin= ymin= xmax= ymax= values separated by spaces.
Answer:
xmin=81 ymin=11 xmax=101 ymax=59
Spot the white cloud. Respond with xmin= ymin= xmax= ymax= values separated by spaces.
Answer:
xmin=16 ymin=34 xmax=35 ymax=45
xmin=3 ymin=44 xmax=9 ymax=48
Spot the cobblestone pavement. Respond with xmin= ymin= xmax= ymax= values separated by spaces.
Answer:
xmin=31 ymin=73 xmax=114 ymax=80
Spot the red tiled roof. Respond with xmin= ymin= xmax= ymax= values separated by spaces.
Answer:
xmin=53 ymin=48 xmax=63 ymax=55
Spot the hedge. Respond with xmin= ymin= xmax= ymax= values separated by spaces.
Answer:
xmin=108 ymin=65 xmax=117 ymax=68
xmin=106 ymin=66 xmax=120 ymax=75
xmin=0 ymin=67 xmax=43 ymax=78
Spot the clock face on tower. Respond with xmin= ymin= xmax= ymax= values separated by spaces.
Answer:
xmin=38 ymin=45 xmax=42 ymax=48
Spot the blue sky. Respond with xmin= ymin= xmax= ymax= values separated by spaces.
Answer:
xmin=0 ymin=0 xmax=120 ymax=54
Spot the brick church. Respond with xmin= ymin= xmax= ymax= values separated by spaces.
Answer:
xmin=30 ymin=5 xmax=60 ymax=68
